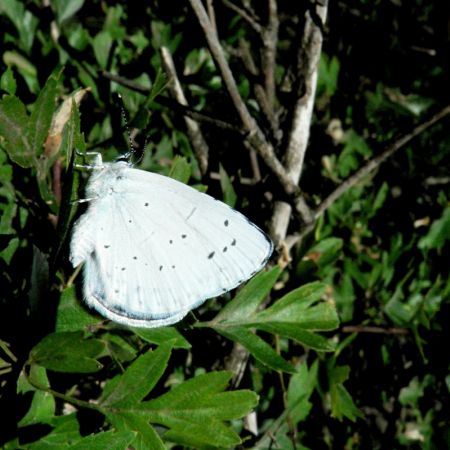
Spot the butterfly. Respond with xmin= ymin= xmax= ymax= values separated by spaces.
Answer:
xmin=70 ymin=153 xmax=273 ymax=328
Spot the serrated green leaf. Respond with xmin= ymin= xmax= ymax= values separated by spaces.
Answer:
xmin=30 ymin=331 xmax=105 ymax=373
xmin=107 ymin=412 xmax=165 ymax=450
xmin=17 ymin=365 xmax=55 ymax=427
xmin=328 ymin=364 xmax=363 ymax=421
xmin=217 ymin=327 xmax=295 ymax=373
xmin=68 ymin=430 xmax=136 ymax=450
xmin=26 ymin=414 xmax=81 ymax=450
xmin=330 ymin=383 xmax=363 ymax=422
xmin=254 ymin=282 xmax=328 ymax=321
xmin=138 ymin=371 xmax=257 ymax=448
xmin=101 ymin=342 xmax=172 ymax=407
xmin=255 ymin=323 xmax=336 ymax=352
xmin=212 ymin=266 xmax=281 ymax=323
xmin=287 ymin=360 xmax=318 ymax=424
xmin=133 ymin=327 xmax=191 ymax=349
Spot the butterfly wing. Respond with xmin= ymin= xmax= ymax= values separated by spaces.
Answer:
xmin=70 ymin=164 xmax=272 ymax=327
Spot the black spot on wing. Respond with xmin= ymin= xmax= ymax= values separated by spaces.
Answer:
xmin=208 ymin=251 xmax=215 ymax=259
xmin=224 ymin=220 xmax=229 ymax=227
xmin=231 ymin=239 xmax=237 ymax=246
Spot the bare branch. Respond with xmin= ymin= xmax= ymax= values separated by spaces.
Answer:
xmin=222 ymin=0 xmax=262 ymax=34
xmin=284 ymin=103 xmax=450 ymax=247
xmin=238 ymin=39 xmax=279 ymax=139
xmin=342 ymin=326 xmax=409 ymax=335
xmin=206 ymin=0 xmax=218 ymax=37
xmin=189 ymin=0 xmax=303 ymax=202
xmin=189 ymin=0 xmax=257 ymax=131
xmin=261 ymin=0 xmax=279 ymax=108
xmin=270 ymin=1 xmax=328 ymax=243
xmin=314 ymin=104 xmax=450 ymax=220
xmin=160 ymin=46 xmax=209 ymax=175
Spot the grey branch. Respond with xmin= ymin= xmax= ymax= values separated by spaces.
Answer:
xmin=160 ymin=46 xmax=209 ymax=175
xmin=270 ymin=1 xmax=328 ymax=243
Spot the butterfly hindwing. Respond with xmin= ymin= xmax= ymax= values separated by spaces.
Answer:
xmin=70 ymin=162 xmax=272 ymax=327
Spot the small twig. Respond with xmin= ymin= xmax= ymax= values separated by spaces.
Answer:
xmin=222 ymin=0 xmax=262 ymax=34
xmin=284 ymin=103 xmax=450 ymax=248
xmin=342 ymin=325 xmax=409 ymax=335
xmin=239 ymin=39 xmax=279 ymax=139
xmin=160 ymin=46 xmax=209 ymax=175
xmin=262 ymin=0 xmax=279 ymax=108
xmin=189 ymin=0 xmax=258 ymax=132
xmin=313 ymin=104 xmax=450 ymax=221
xmin=101 ymin=70 xmax=243 ymax=133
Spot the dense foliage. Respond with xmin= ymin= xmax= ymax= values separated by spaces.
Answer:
xmin=0 ymin=1 xmax=449 ymax=449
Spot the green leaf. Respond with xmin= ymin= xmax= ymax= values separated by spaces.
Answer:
xmin=30 ymin=332 xmax=105 ymax=373
xmin=214 ymin=281 xmax=338 ymax=353
xmin=217 ymin=327 xmax=295 ymax=373
xmin=1 ymin=67 xmax=17 ymax=95
xmin=139 ymin=371 xmax=258 ymax=448
xmin=287 ymin=360 xmax=318 ymax=423
xmin=133 ymin=327 xmax=191 ymax=349
xmin=52 ymin=0 xmax=85 ymax=23
xmin=101 ymin=342 xmax=172 ymax=407
xmin=418 ymin=207 xmax=450 ymax=250
xmin=55 ymin=286 xmax=99 ymax=332
xmin=26 ymin=414 xmax=81 ymax=450
xmin=328 ymin=365 xmax=364 ymax=421
xmin=0 ymin=95 xmax=31 ymax=167
xmin=254 ymin=323 xmax=336 ymax=352
xmin=17 ymin=365 xmax=55 ymax=427
xmin=212 ymin=266 xmax=281 ymax=323
xmin=93 ymin=30 xmax=113 ymax=69
xmin=303 ymin=237 xmax=343 ymax=270
xmin=0 ymin=0 xmax=38 ymax=53
xmin=107 ymin=413 xmax=165 ymax=450
xmin=254 ymin=282 xmax=329 ymax=322
xmin=67 ymin=430 xmax=136 ymax=450
xmin=168 ymin=155 xmax=191 ymax=184
xmin=0 ymin=237 xmax=19 ymax=264
xmin=26 ymin=68 xmax=61 ymax=160
xmin=219 ymin=164 xmax=237 ymax=207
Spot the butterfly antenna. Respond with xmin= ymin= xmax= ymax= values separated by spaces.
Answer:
xmin=118 ymin=95 xmax=135 ymax=162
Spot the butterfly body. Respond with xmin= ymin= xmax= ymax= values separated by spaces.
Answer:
xmin=70 ymin=155 xmax=273 ymax=328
